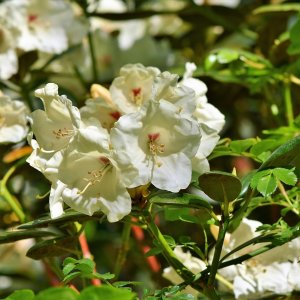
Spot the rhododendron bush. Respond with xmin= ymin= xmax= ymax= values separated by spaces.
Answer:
xmin=0 ymin=0 xmax=299 ymax=299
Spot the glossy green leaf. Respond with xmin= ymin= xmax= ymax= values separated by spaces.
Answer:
xmin=78 ymin=285 xmax=136 ymax=300
xmin=18 ymin=210 xmax=102 ymax=229
xmin=198 ymin=171 xmax=242 ymax=202
xmin=0 ymin=229 xmax=57 ymax=244
xmin=36 ymin=288 xmax=78 ymax=300
xmin=26 ymin=236 xmax=78 ymax=260
xmin=150 ymin=192 xmax=212 ymax=210
xmin=259 ymin=135 xmax=300 ymax=169
xmin=5 ymin=290 xmax=35 ymax=300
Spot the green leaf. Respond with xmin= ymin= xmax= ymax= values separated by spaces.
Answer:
xmin=63 ymin=271 xmax=81 ymax=284
xmin=254 ymin=4 xmax=300 ymax=14
xmin=288 ymin=16 xmax=300 ymax=55
xmin=5 ymin=290 xmax=35 ymax=300
xmin=259 ymin=135 xmax=300 ymax=169
xmin=273 ymin=168 xmax=298 ymax=186
xmin=229 ymin=138 xmax=257 ymax=153
xmin=0 ymin=229 xmax=57 ymax=244
xmin=63 ymin=257 xmax=78 ymax=266
xmin=198 ymin=171 xmax=242 ymax=202
xmin=256 ymin=174 xmax=277 ymax=197
xmin=18 ymin=210 xmax=102 ymax=229
xmin=63 ymin=263 xmax=77 ymax=276
xmin=78 ymin=285 xmax=136 ymax=300
xmin=250 ymin=139 xmax=281 ymax=156
xmin=36 ymin=287 xmax=78 ymax=300
xmin=76 ymin=258 xmax=95 ymax=274
xmin=94 ymin=272 xmax=115 ymax=280
xmin=26 ymin=236 xmax=78 ymax=260
xmin=250 ymin=170 xmax=271 ymax=189
xmin=113 ymin=281 xmax=142 ymax=288
xmin=150 ymin=192 xmax=212 ymax=210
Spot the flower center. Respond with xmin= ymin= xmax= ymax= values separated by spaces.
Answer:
xmin=28 ymin=14 xmax=38 ymax=23
xmin=78 ymin=157 xmax=112 ymax=195
xmin=109 ymin=111 xmax=121 ymax=121
xmin=131 ymin=87 xmax=142 ymax=106
xmin=52 ymin=127 xmax=74 ymax=139
xmin=148 ymin=133 xmax=165 ymax=167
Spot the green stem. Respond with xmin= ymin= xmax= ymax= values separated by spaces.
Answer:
xmin=144 ymin=216 xmax=194 ymax=282
xmin=0 ymin=185 xmax=25 ymax=222
xmin=1 ymin=158 xmax=27 ymax=222
xmin=283 ymin=79 xmax=294 ymax=127
xmin=114 ymin=221 xmax=132 ymax=278
xmin=208 ymin=218 xmax=229 ymax=287
xmin=88 ymin=32 xmax=98 ymax=83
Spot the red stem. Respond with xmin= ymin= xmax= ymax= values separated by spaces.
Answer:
xmin=79 ymin=232 xmax=101 ymax=286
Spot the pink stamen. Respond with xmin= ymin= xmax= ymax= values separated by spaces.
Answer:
xmin=148 ymin=133 xmax=160 ymax=142
xmin=109 ymin=111 xmax=121 ymax=120
xmin=28 ymin=14 xmax=38 ymax=23
xmin=132 ymin=88 xmax=141 ymax=97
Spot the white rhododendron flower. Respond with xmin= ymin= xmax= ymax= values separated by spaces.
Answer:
xmin=0 ymin=95 xmax=29 ymax=144
xmin=27 ymin=83 xmax=103 ymax=181
xmin=180 ymin=63 xmax=225 ymax=173
xmin=218 ymin=218 xmax=300 ymax=299
xmin=49 ymin=134 xmax=131 ymax=222
xmin=0 ymin=0 xmax=87 ymax=79
xmin=111 ymin=99 xmax=201 ymax=192
xmin=80 ymin=84 xmax=122 ymax=131
xmin=0 ymin=0 xmax=87 ymax=54
xmin=110 ymin=64 xmax=160 ymax=114
xmin=163 ymin=246 xmax=206 ymax=296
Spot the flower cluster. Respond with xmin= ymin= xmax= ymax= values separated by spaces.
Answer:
xmin=163 ymin=218 xmax=300 ymax=299
xmin=0 ymin=0 xmax=87 ymax=79
xmin=27 ymin=63 xmax=224 ymax=222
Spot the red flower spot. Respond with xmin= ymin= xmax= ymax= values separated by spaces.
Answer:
xmin=132 ymin=88 xmax=141 ymax=97
xmin=148 ymin=133 xmax=160 ymax=142
xmin=28 ymin=14 xmax=38 ymax=23
xmin=99 ymin=156 xmax=110 ymax=165
xmin=109 ymin=111 xmax=121 ymax=120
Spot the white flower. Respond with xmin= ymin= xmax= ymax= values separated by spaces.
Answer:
xmin=110 ymin=99 xmax=201 ymax=192
xmin=0 ymin=0 xmax=87 ymax=64
xmin=0 ymin=95 xmax=29 ymax=144
xmin=27 ymin=83 xmax=100 ymax=180
xmin=80 ymin=85 xmax=122 ymax=131
xmin=180 ymin=63 xmax=225 ymax=174
xmin=163 ymin=246 xmax=206 ymax=296
xmin=0 ymin=26 xmax=18 ymax=79
xmin=194 ymin=0 xmax=240 ymax=8
xmin=49 ymin=133 xmax=131 ymax=222
xmin=218 ymin=218 xmax=300 ymax=299
xmin=110 ymin=63 xmax=161 ymax=114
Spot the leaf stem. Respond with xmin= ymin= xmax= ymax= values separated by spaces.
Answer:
xmin=277 ymin=180 xmax=299 ymax=215
xmin=144 ymin=215 xmax=195 ymax=282
xmin=87 ymin=31 xmax=98 ymax=83
xmin=206 ymin=218 xmax=229 ymax=294
xmin=114 ymin=220 xmax=132 ymax=278
xmin=283 ymin=79 xmax=294 ymax=127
